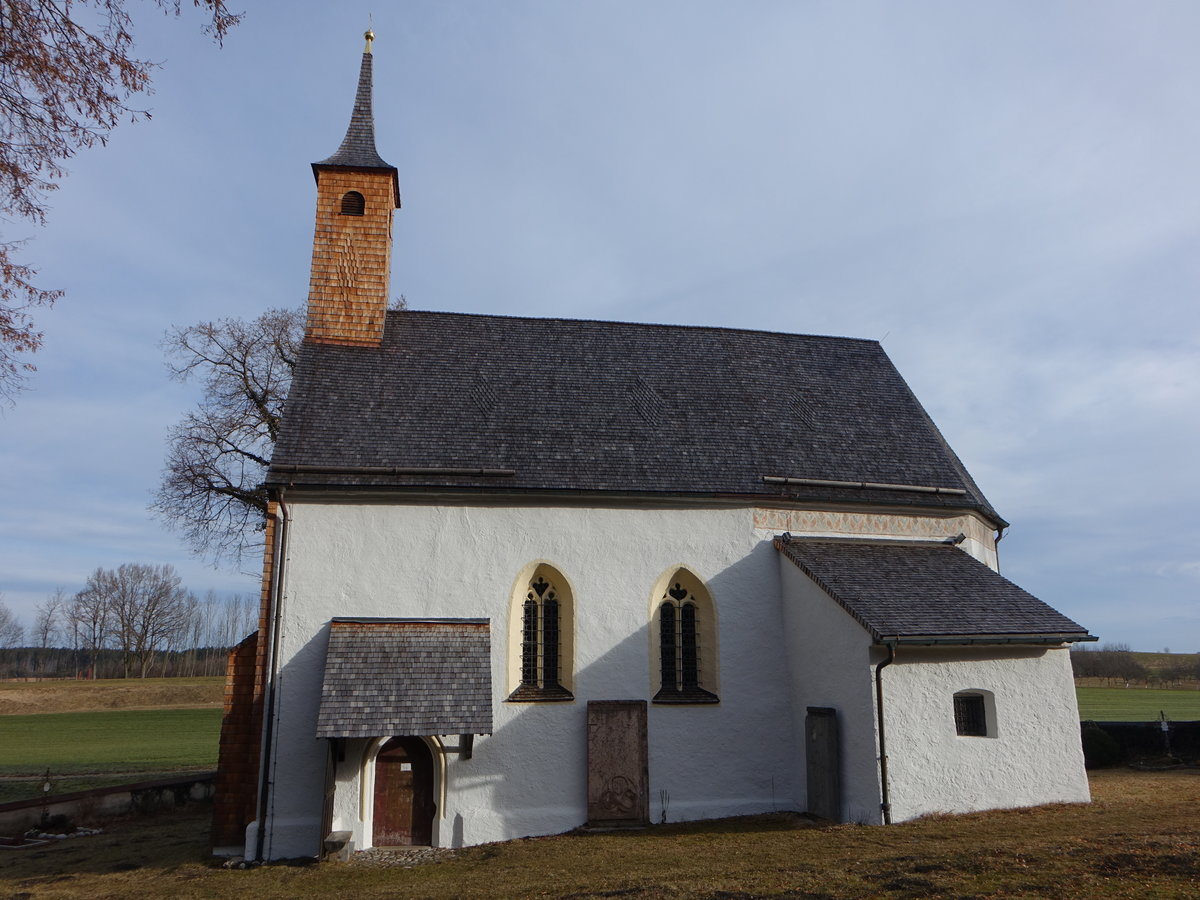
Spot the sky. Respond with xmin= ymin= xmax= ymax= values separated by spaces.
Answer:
xmin=0 ymin=1 xmax=1197 ymax=652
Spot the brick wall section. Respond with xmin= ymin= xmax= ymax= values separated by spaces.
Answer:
xmin=305 ymin=168 xmax=399 ymax=346
xmin=210 ymin=501 xmax=277 ymax=848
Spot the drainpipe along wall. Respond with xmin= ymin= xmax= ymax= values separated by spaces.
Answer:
xmin=254 ymin=493 xmax=289 ymax=862
xmin=875 ymin=643 xmax=896 ymax=825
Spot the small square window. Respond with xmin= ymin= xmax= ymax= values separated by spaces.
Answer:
xmin=954 ymin=693 xmax=987 ymax=737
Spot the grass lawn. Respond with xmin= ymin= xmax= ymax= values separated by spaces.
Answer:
xmin=0 ymin=708 xmax=221 ymax=804
xmin=1077 ymin=686 xmax=1200 ymax=721
xmin=0 ymin=769 xmax=1196 ymax=898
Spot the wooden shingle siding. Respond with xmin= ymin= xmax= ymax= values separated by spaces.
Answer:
xmin=304 ymin=169 xmax=397 ymax=346
xmin=210 ymin=631 xmax=260 ymax=846
xmin=210 ymin=501 xmax=277 ymax=847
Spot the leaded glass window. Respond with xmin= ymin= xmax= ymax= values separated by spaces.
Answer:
xmin=509 ymin=572 xmax=573 ymax=701
xmin=654 ymin=581 xmax=718 ymax=704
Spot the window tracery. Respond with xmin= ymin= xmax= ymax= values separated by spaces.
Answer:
xmin=509 ymin=570 xmax=573 ymax=702
xmin=653 ymin=576 xmax=718 ymax=704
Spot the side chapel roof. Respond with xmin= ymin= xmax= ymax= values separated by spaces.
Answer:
xmin=776 ymin=537 xmax=1094 ymax=644
xmin=268 ymin=310 xmax=1003 ymax=524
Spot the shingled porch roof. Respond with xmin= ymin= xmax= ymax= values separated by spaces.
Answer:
xmin=315 ymin=618 xmax=493 ymax=739
xmin=775 ymin=537 xmax=1094 ymax=645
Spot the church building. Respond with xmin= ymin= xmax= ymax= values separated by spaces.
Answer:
xmin=212 ymin=34 xmax=1094 ymax=860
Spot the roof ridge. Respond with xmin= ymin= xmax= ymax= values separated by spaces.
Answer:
xmin=384 ymin=308 xmax=881 ymax=345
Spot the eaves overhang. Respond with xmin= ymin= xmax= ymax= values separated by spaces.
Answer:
xmin=875 ymin=632 xmax=1099 ymax=647
xmin=260 ymin=474 xmax=1001 ymax=523
xmin=310 ymin=161 xmax=401 ymax=207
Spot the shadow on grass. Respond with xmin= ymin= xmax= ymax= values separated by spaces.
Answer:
xmin=1 ymin=772 xmax=1198 ymax=900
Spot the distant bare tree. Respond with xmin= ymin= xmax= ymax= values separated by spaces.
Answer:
xmin=31 ymin=588 xmax=67 ymax=677
xmin=1071 ymin=643 xmax=1147 ymax=685
xmin=153 ymin=307 xmax=302 ymax=567
xmin=85 ymin=563 xmax=192 ymax=677
xmin=33 ymin=588 xmax=65 ymax=648
xmin=69 ymin=581 xmax=113 ymax=678
xmin=218 ymin=592 xmax=257 ymax=646
xmin=0 ymin=595 xmax=25 ymax=648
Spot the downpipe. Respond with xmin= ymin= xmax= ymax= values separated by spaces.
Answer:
xmin=875 ymin=643 xmax=896 ymax=825
xmin=254 ymin=493 xmax=289 ymax=862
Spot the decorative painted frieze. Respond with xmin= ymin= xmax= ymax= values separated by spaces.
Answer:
xmin=752 ymin=508 xmax=997 ymax=568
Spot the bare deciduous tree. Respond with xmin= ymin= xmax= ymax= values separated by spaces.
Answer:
xmin=1070 ymin=642 xmax=1148 ymax=685
xmin=153 ymin=307 xmax=302 ymax=567
xmin=85 ymin=563 xmax=192 ymax=677
xmin=33 ymin=588 xmax=65 ymax=648
xmin=0 ymin=595 xmax=25 ymax=648
xmin=32 ymin=588 xmax=66 ymax=676
xmin=69 ymin=580 xmax=113 ymax=678
xmin=0 ymin=0 xmax=241 ymax=400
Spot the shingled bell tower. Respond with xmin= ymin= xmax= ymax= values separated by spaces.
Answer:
xmin=305 ymin=30 xmax=400 ymax=346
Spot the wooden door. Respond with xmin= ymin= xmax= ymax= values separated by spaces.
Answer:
xmin=805 ymin=707 xmax=841 ymax=821
xmin=586 ymin=700 xmax=649 ymax=826
xmin=373 ymin=737 xmax=435 ymax=846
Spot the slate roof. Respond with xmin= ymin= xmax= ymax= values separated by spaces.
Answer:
xmin=776 ymin=537 xmax=1093 ymax=643
xmin=315 ymin=618 xmax=493 ymax=738
xmin=267 ymin=311 xmax=1004 ymax=524
xmin=314 ymin=50 xmax=395 ymax=172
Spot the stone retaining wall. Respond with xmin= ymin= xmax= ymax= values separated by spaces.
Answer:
xmin=0 ymin=772 xmax=215 ymax=835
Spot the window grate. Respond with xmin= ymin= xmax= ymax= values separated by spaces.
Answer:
xmin=511 ymin=573 xmax=573 ymax=702
xmin=954 ymin=693 xmax=987 ymax=736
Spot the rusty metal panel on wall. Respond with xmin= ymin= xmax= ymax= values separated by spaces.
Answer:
xmin=586 ymin=700 xmax=649 ymax=826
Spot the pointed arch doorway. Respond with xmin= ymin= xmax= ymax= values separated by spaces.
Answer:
xmin=373 ymin=737 xmax=435 ymax=847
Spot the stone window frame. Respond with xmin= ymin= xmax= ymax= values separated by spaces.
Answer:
xmin=506 ymin=564 xmax=574 ymax=702
xmin=650 ymin=568 xmax=719 ymax=704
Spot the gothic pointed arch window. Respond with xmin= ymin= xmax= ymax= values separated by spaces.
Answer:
xmin=340 ymin=190 xmax=365 ymax=216
xmin=652 ymin=569 xmax=719 ymax=704
xmin=508 ymin=566 xmax=574 ymax=702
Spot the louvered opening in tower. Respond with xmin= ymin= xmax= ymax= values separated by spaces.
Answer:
xmin=340 ymin=190 xmax=365 ymax=216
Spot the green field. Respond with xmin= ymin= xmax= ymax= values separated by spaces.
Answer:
xmin=1076 ymin=686 xmax=1200 ymax=721
xmin=0 ymin=707 xmax=222 ymax=803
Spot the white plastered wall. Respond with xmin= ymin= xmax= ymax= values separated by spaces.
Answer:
xmin=880 ymin=645 xmax=1090 ymax=821
xmin=252 ymin=499 xmax=1084 ymax=858
xmin=777 ymin=555 xmax=884 ymax=824
xmin=256 ymin=501 xmax=802 ymax=858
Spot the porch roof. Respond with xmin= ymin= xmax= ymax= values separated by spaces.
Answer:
xmin=315 ymin=618 xmax=493 ymax=738
xmin=775 ymin=537 xmax=1094 ymax=645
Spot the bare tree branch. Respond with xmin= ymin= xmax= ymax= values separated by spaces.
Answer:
xmin=0 ymin=0 xmax=242 ymax=401
xmin=81 ymin=562 xmax=192 ymax=677
xmin=153 ymin=306 xmax=302 ymax=567
xmin=0 ymin=594 xmax=24 ymax=648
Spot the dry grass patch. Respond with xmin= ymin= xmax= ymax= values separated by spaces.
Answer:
xmin=0 ymin=678 xmax=224 ymax=716
xmin=1 ymin=769 xmax=1197 ymax=899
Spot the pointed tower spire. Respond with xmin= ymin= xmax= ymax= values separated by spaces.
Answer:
xmin=305 ymin=32 xmax=401 ymax=347
xmin=315 ymin=28 xmax=394 ymax=173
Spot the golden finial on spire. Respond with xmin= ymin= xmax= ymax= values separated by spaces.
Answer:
xmin=364 ymin=28 xmax=375 ymax=54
